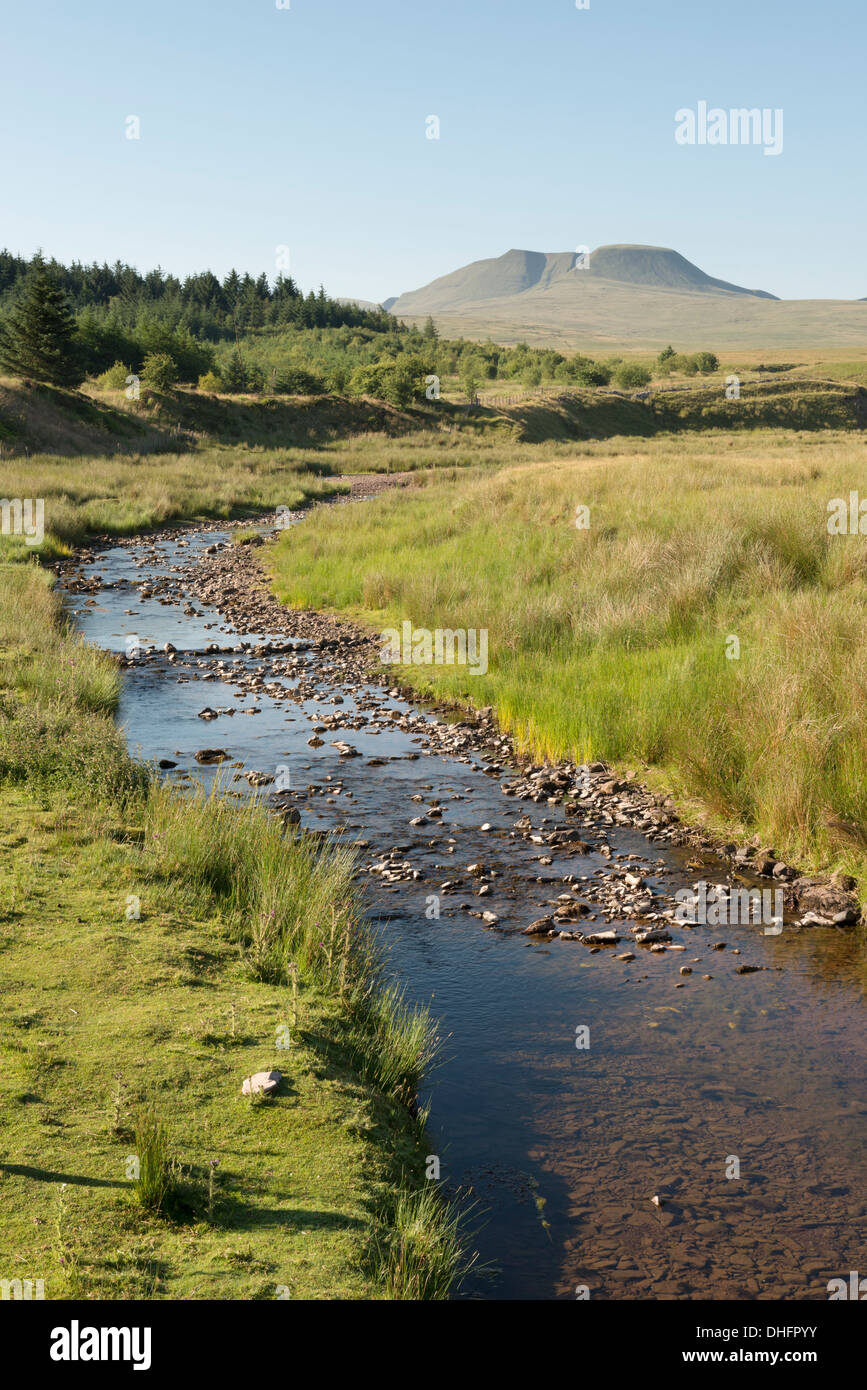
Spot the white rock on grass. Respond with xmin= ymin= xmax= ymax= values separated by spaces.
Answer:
xmin=241 ymin=1070 xmax=282 ymax=1097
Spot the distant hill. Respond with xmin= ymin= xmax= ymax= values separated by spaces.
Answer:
xmin=385 ymin=244 xmax=867 ymax=350
xmin=389 ymin=244 xmax=776 ymax=318
xmin=334 ymin=296 xmax=384 ymax=312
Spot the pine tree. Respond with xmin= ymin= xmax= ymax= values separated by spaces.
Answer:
xmin=423 ymin=315 xmax=438 ymax=342
xmin=221 ymin=349 xmax=248 ymax=394
xmin=0 ymin=255 xmax=82 ymax=386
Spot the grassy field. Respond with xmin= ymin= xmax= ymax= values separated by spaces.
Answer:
xmin=396 ymin=282 xmax=867 ymax=352
xmin=0 ymin=560 xmax=462 ymax=1300
xmin=269 ymin=427 xmax=867 ymax=898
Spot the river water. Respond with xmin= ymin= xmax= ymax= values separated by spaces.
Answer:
xmin=61 ymin=521 xmax=867 ymax=1301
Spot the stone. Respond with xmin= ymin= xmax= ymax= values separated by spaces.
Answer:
xmin=194 ymin=748 xmax=230 ymax=763
xmin=241 ymin=1070 xmax=282 ymax=1096
xmin=522 ymin=917 xmax=556 ymax=935
xmin=793 ymin=878 xmax=859 ymax=922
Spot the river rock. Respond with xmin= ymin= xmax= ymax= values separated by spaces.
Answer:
xmin=522 ymin=916 xmax=556 ymax=935
xmin=792 ymin=878 xmax=860 ymax=924
xmin=194 ymin=748 xmax=230 ymax=763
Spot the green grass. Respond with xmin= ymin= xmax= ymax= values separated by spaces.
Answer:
xmin=0 ymin=559 xmax=463 ymax=1300
xmin=268 ymin=427 xmax=867 ymax=899
xmin=133 ymin=1107 xmax=172 ymax=1213
xmin=0 ymin=445 xmax=346 ymax=551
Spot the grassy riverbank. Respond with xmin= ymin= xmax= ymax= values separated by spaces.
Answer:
xmin=0 ymin=446 xmax=347 ymax=555
xmin=269 ymin=428 xmax=867 ymax=900
xmin=0 ymin=559 xmax=461 ymax=1299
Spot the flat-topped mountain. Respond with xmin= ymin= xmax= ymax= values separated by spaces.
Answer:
xmin=383 ymin=244 xmax=867 ymax=350
xmin=387 ymin=244 xmax=777 ymax=318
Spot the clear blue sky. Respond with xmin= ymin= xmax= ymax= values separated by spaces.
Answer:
xmin=3 ymin=0 xmax=863 ymax=302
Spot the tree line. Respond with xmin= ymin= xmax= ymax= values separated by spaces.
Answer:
xmin=0 ymin=251 xmax=722 ymax=405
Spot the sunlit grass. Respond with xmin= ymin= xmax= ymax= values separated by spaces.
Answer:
xmin=270 ymin=428 xmax=867 ymax=888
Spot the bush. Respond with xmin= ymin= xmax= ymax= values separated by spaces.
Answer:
xmin=273 ymin=366 xmax=326 ymax=396
xmin=668 ymin=353 xmax=700 ymax=376
xmin=613 ymin=362 xmax=652 ymax=389
xmin=96 ymin=361 xmax=133 ymax=390
xmin=349 ymin=355 xmax=433 ymax=408
xmin=567 ymin=355 xmax=612 ymax=387
xmin=140 ymin=351 xmax=178 ymax=391
xmin=693 ymin=351 xmax=719 ymax=374
xmin=197 ymin=370 xmax=223 ymax=393
xmin=389 ymin=355 xmax=433 ymax=407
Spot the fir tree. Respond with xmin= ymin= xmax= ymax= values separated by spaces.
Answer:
xmin=0 ymin=254 xmax=82 ymax=386
xmin=221 ymin=349 xmax=248 ymax=393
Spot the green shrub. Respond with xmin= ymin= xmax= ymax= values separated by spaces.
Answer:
xmin=614 ymin=362 xmax=652 ymax=389
xmin=197 ymin=370 xmax=223 ymax=393
xmin=140 ymin=352 xmax=178 ymax=391
xmin=349 ymin=355 xmax=433 ymax=407
xmin=567 ymin=355 xmax=612 ymax=387
xmin=96 ymin=361 xmax=133 ymax=390
xmin=273 ymin=366 xmax=325 ymax=396
xmin=693 ymin=351 xmax=720 ymax=374
xmin=668 ymin=353 xmax=700 ymax=376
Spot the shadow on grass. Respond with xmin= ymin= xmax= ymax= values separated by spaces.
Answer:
xmin=0 ymin=1161 xmax=128 ymax=1189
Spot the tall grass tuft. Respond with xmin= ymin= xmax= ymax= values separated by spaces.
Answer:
xmin=373 ymin=1182 xmax=470 ymax=1300
xmin=134 ymin=1106 xmax=172 ymax=1213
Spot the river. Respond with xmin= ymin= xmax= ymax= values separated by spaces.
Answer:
xmin=59 ymin=511 xmax=867 ymax=1301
